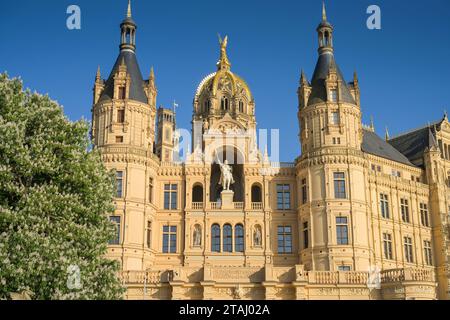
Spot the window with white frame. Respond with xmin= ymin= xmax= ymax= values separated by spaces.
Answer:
xmin=420 ymin=203 xmax=430 ymax=227
xmin=162 ymin=225 xmax=177 ymax=253
xmin=400 ymin=198 xmax=410 ymax=223
xmin=404 ymin=236 xmax=414 ymax=263
xmin=336 ymin=216 xmax=349 ymax=245
xmin=380 ymin=193 xmax=390 ymax=219
xmin=383 ymin=232 xmax=393 ymax=260
xmin=423 ymin=240 xmax=433 ymax=266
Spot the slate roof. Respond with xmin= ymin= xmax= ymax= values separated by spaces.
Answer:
xmin=388 ymin=125 xmax=439 ymax=167
xmin=99 ymin=50 xmax=148 ymax=104
xmin=307 ymin=52 xmax=356 ymax=106
xmin=362 ymin=129 xmax=414 ymax=166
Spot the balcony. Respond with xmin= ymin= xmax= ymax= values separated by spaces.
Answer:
xmin=251 ymin=202 xmax=263 ymax=210
xmin=208 ymin=202 xmax=244 ymax=210
xmin=191 ymin=202 xmax=204 ymax=210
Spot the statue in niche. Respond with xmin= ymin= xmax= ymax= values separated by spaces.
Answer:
xmin=193 ymin=225 xmax=202 ymax=247
xmin=217 ymin=158 xmax=235 ymax=191
xmin=254 ymin=225 xmax=262 ymax=247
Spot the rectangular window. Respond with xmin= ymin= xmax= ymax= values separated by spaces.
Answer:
xmin=276 ymin=184 xmax=291 ymax=210
xmin=336 ymin=217 xmax=349 ymax=245
xmin=420 ymin=203 xmax=430 ymax=227
xmin=334 ymin=172 xmax=346 ymax=199
xmin=404 ymin=236 xmax=414 ymax=263
xmin=117 ymin=109 xmax=125 ymax=123
xmin=303 ymin=222 xmax=309 ymax=249
xmin=338 ymin=266 xmax=351 ymax=272
xmin=277 ymin=226 xmax=292 ymax=254
xmin=146 ymin=221 xmax=152 ymax=248
xmin=115 ymin=136 xmax=123 ymax=143
xmin=330 ymin=90 xmax=338 ymax=103
xmin=149 ymin=177 xmax=154 ymax=204
xmin=331 ymin=111 xmax=340 ymax=124
xmin=400 ymin=198 xmax=410 ymax=223
xmin=109 ymin=216 xmax=121 ymax=245
xmin=383 ymin=233 xmax=393 ymax=260
xmin=380 ymin=193 xmax=390 ymax=219
xmin=164 ymin=184 xmax=178 ymax=210
xmin=162 ymin=225 xmax=177 ymax=253
xmin=424 ymin=240 xmax=433 ymax=266
xmin=391 ymin=170 xmax=401 ymax=178
xmin=301 ymin=179 xmax=307 ymax=204
xmin=118 ymin=86 xmax=126 ymax=100
xmin=116 ymin=171 xmax=124 ymax=198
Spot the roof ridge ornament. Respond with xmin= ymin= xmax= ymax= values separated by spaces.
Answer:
xmin=217 ymin=34 xmax=231 ymax=71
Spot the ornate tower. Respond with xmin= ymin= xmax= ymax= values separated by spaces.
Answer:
xmin=298 ymin=3 xmax=362 ymax=154
xmin=91 ymin=1 xmax=159 ymax=271
xmin=156 ymin=107 xmax=176 ymax=162
xmin=91 ymin=0 xmax=156 ymax=150
xmin=296 ymin=4 xmax=371 ymax=272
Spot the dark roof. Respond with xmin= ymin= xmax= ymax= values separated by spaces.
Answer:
xmin=362 ymin=129 xmax=415 ymax=166
xmin=307 ymin=52 xmax=356 ymax=106
xmin=388 ymin=125 xmax=438 ymax=167
xmin=99 ymin=50 xmax=148 ymax=104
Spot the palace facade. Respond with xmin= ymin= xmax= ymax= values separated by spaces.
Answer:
xmin=91 ymin=2 xmax=450 ymax=299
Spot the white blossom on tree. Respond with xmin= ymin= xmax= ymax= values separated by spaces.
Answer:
xmin=0 ymin=73 xmax=124 ymax=299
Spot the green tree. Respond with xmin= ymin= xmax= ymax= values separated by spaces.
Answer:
xmin=0 ymin=73 xmax=124 ymax=299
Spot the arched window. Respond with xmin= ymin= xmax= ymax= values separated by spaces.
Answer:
xmin=235 ymin=224 xmax=244 ymax=252
xmin=223 ymin=224 xmax=232 ymax=252
xmin=221 ymin=97 xmax=229 ymax=111
xmin=239 ymin=101 xmax=244 ymax=113
xmin=211 ymin=224 xmax=221 ymax=252
xmin=251 ymin=184 xmax=262 ymax=203
xmin=192 ymin=184 xmax=203 ymax=203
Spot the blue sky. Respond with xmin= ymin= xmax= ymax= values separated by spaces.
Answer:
xmin=1 ymin=0 xmax=450 ymax=161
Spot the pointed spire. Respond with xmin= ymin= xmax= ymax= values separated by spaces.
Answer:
xmin=353 ymin=71 xmax=358 ymax=85
xmin=385 ymin=126 xmax=390 ymax=141
xmin=300 ymin=69 xmax=308 ymax=85
xmin=150 ymin=66 xmax=155 ymax=80
xmin=217 ymin=34 xmax=231 ymax=71
xmin=95 ymin=65 xmax=101 ymax=81
xmin=370 ymin=116 xmax=375 ymax=132
xmin=444 ymin=109 xmax=448 ymax=121
xmin=322 ymin=1 xmax=327 ymax=21
xmin=127 ymin=0 xmax=132 ymax=18
xmin=263 ymin=145 xmax=269 ymax=163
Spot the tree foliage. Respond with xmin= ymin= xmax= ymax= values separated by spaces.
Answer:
xmin=0 ymin=73 xmax=124 ymax=299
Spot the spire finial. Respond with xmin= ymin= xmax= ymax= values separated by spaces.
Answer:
xmin=370 ymin=116 xmax=375 ymax=132
xmin=217 ymin=34 xmax=231 ymax=70
xmin=322 ymin=1 xmax=327 ymax=21
xmin=150 ymin=66 xmax=155 ymax=79
xmin=127 ymin=0 xmax=132 ymax=18
xmin=96 ymin=65 xmax=101 ymax=80
xmin=385 ymin=126 xmax=390 ymax=141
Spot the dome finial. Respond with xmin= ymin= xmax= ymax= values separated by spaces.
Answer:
xmin=217 ymin=34 xmax=231 ymax=71
xmin=127 ymin=0 xmax=132 ymax=18
xmin=322 ymin=1 xmax=327 ymax=21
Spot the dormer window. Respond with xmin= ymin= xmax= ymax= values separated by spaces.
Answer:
xmin=329 ymin=89 xmax=337 ymax=102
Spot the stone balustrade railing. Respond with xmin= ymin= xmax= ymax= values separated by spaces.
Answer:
xmin=120 ymin=270 xmax=161 ymax=284
xmin=120 ymin=267 xmax=435 ymax=286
